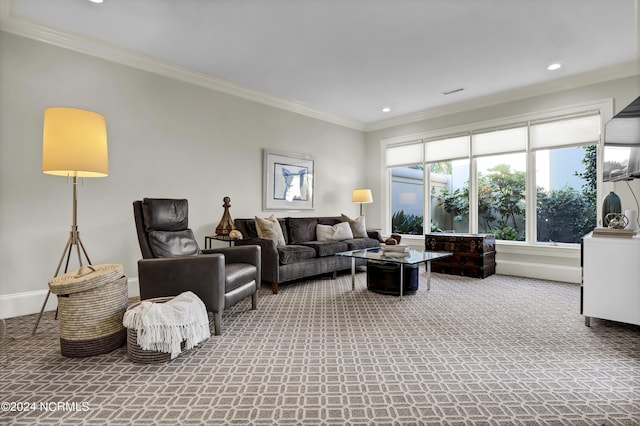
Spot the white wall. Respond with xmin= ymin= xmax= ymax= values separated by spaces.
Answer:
xmin=0 ymin=33 xmax=366 ymax=317
xmin=364 ymin=75 xmax=640 ymax=283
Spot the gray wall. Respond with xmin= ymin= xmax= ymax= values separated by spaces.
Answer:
xmin=0 ymin=33 xmax=365 ymax=315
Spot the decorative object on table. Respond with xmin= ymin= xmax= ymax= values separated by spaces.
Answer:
xmin=380 ymin=242 xmax=410 ymax=258
xmin=33 ymin=107 xmax=109 ymax=336
xmin=215 ymin=196 xmax=235 ymax=235
xmin=390 ymin=233 xmax=402 ymax=244
xmin=229 ymin=229 xmax=243 ymax=240
xmin=605 ymin=213 xmax=629 ymax=229
xmin=123 ymin=292 xmax=210 ymax=363
xmin=592 ymin=227 xmax=637 ymax=238
xmin=263 ymin=149 xmax=315 ymax=210
xmin=352 ymin=189 xmax=373 ymax=216
xmin=602 ymin=191 xmax=622 ymax=227
xmin=384 ymin=237 xmax=398 ymax=245
xmin=48 ymin=264 xmax=127 ymax=357
xmin=624 ymin=209 xmax=639 ymax=231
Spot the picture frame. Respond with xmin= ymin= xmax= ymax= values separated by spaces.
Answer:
xmin=263 ymin=149 xmax=315 ymax=211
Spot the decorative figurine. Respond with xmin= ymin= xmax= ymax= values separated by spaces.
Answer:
xmin=602 ymin=191 xmax=621 ymax=227
xmin=229 ymin=230 xmax=243 ymax=240
xmin=215 ymin=196 xmax=235 ymax=236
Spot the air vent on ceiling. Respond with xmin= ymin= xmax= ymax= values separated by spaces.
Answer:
xmin=442 ymin=88 xmax=465 ymax=95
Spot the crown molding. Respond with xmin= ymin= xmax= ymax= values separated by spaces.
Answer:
xmin=0 ymin=5 xmax=365 ymax=131
xmin=1 ymin=2 xmax=637 ymax=135
xmin=364 ymin=61 xmax=640 ymax=133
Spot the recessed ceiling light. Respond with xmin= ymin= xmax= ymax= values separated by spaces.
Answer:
xmin=547 ymin=63 xmax=562 ymax=71
xmin=89 ymin=0 xmax=104 ymax=3
xmin=382 ymin=107 xmax=391 ymax=113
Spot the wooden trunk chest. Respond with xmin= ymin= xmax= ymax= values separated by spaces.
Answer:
xmin=425 ymin=233 xmax=496 ymax=278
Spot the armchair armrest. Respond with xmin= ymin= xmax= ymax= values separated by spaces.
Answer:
xmin=202 ymin=244 xmax=260 ymax=266
xmin=234 ymin=238 xmax=279 ymax=285
xmin=138 ymin=254 xmax=225 ymax=313
xmin=202 ymin=245 xmax=262 ymax=291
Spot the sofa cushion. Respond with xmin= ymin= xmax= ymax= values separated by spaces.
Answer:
xmin=288 ymin=217 xmax=318 ymax=244
xmin=233 ymin=218 xmax=259 ymax=239
xmin=255 ymin=215 xmax=286 ymax=246
xmin=148 ymin=229 xmax=201 ymax=257
xmin=300 ymin=241 xmax=349 ymax=257
xmin=317 ymin=217 xmax=342 ymax=226
xmin=278 ymin=245 xmax=317 ymax=265
xmin=316 ymin=222 xmax=354 ymax=241
xmin=345 ymin=238 xmax=380 ymax=251
xmin=341 ymin=214 xmax=368 ymax=238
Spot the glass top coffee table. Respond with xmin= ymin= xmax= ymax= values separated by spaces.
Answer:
xmin=336 ymin=247 xmax=452 ymax=297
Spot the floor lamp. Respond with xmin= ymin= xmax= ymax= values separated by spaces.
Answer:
xmin=352 ymin=189 xmax=373 ymax=216
xmin=32 ymin=107 xmax=108 ymax=335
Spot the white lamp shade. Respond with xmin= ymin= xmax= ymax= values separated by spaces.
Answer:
xmin=352 ymin=189 xmax=373 ymax=204
xmin=42 ymin=107 xmax=108 ymax=177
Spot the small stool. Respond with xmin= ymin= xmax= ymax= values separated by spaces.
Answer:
xmin=49 ymin=264 xmax=127 ymax=357
xmin=366 ymin=261 xmax=419 ymax=295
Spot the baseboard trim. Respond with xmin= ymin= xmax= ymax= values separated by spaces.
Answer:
xmin=496 ymin=260 xmax=581 ymax=284
xmin=0 ymin=278 xmax=140 ymax=319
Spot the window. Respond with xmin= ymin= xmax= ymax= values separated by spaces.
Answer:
xmin=473 ymin=127 xmax=527 ymax=241
xmin=476 ymin=153 xmax=527 ymax=240
xmin=387 ymin=141 xmax=424 ymax=235
xmin=426 ymin=135 xmax=470 ymax=233
xmin=430 ymin=161 xmax=470 ymax=232
xmin=532 ymin=115 xmax=599 ymax=243
xmin=391 ymin=166 xmax=424 ymax=234
xmin=384 ymin=108 xmax=602 ymax=245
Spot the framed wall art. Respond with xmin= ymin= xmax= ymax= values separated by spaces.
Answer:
xmin=263 ymin=149 xmax=314 ymax=211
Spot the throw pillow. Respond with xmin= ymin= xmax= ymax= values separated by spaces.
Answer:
xmin=316 ymin=222 xmax=354 ymax=241
xmin=341 ymin=214 xmax=367 ymax=238
xmin=255 ymin=215 xmax=286 ymax=246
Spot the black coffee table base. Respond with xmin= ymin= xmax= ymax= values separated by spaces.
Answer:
xmin=366 ymin=261 xmax=419 ymax=295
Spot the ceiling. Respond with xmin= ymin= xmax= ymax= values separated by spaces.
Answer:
xmin=2 ymin=0 xmax=639 ymax=129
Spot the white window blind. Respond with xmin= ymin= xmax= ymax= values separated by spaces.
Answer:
xmin=472 ymin=126 xmax=527 ymax=157
xmin=530 ymin=114 xmax=600 ymax=150
xmin=424 ymin=135 xmax=470 ymax=163
xmin=386 ymin=142 xmax=423 ymax=167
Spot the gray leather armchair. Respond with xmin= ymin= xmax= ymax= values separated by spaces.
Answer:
xmin=133 ymin=198 xmax=260 ymax=335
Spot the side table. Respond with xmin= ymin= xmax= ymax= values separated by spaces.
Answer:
xmin=205 ymin=235 xmax=234 ymax=249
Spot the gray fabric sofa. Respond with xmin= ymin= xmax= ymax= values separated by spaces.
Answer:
xmin=233 ymin=216 xmax=381 ymax=293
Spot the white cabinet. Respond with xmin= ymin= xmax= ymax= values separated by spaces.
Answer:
xmin=581 ymin=233 xmax=640 ymax=326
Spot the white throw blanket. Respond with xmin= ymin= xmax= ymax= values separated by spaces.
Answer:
xmin=123 ymin=291 xmax=211 ymax=359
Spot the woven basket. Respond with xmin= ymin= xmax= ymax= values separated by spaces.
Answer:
xmin=125 ymin=297 xmax=188 ymax=364
xmin=49 ymin=264 xmax=127 ymax=358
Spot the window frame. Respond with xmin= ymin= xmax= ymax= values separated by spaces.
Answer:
xmin=381 ymin=99 xmax=613 ymax=247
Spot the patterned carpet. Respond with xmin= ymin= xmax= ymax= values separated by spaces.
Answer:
xmin=1 ymin=271 xmax=639 ymax=425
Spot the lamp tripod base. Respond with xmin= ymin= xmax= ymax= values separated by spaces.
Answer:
xmin=31 ymin=228 xmax=91 ymax=336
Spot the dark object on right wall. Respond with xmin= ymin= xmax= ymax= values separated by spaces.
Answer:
xmin=603 ymin=96 xmax=640 ymax=182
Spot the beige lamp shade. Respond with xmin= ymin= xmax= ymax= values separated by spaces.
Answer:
xmin=352 ymin=189 xmax=373 ymax=204
xmin=42 ymin=107 xmax=108 ymax=177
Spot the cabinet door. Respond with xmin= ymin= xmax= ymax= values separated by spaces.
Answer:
xmin=582 ymin=235 xmax=640 ymax=326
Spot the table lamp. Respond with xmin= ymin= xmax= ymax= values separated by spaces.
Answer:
xmin=352 ymin=189 xmax=373 ymax=216
xmin=32 ymin=107 xmax=108 ymax=335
